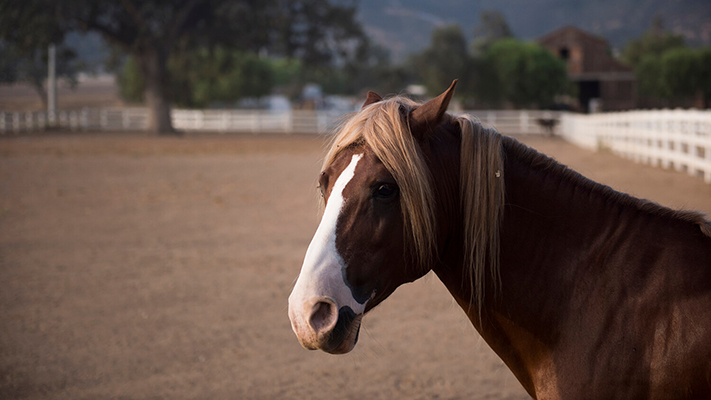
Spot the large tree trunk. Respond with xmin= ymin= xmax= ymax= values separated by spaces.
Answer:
xmin=138 ymin=45 xmax=175 ymax=134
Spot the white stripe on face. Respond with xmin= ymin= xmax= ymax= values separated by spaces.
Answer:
xmin=289 ymin=154 xmax=366 ymax=317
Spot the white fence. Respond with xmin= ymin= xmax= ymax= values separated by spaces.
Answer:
xmin=1 ymin=107 xmax=710 ymax=182
xmin=0 ymin=108 xmax=347 ymax=134
xmin=561 ymin=110 xmax=711 ymax=183
xmin=463 ymin=110 xmax=562 ymax=135
xmin=0 ymin=108 xmax=562 ymax=136
xmin=171 ymin=109 xmax=347 ymax=134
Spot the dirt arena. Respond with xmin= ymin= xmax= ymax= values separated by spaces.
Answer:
xmin=1 ymin=133 xmax=710 ymax=400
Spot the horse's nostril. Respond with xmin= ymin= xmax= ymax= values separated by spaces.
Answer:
xmin=309 ymin=300 xmax=337 ymax=333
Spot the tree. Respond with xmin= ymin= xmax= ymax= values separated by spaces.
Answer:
xmin=341 ymin=41 xmax=410 ymax=96
xmin=485 ymin=39 xmax=569 ymax=108
xmin=116 ymin=56 xmax=144 ymax=104
xmin=0 ymin=2 xmax=83 ymax=108
xmin=414 ymin=25 xmax=471 ymax=97
xmin=621 ymin=16 xmax=685 ymax=68
xmin=660 ymin=47 xmax=711 ymax=107
xmin=635 ymin=54 xmax=664 ymax=98
xmin=0 ymin=0 xmax=364 ymax=133
xmin=471 ymin=10 xmax=513 ymax=56
xmin=169 ymin=48 xmax=274 ymax=108
xmin=0 ymin=41 xmax=83 ymax=108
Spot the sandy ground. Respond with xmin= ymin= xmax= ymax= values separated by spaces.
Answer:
xmin=1 ymin=133 xmax=710 ymax=400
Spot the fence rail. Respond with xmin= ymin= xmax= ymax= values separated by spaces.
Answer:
xmin=560 ymin=110 xmax=711 ymax=183
xmin=2 ymin=107 xmax=710 ymax=182
xmin=0 ymin=108 xmax=562 ymax=135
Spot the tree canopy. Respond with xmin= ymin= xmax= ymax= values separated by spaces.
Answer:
xmin=0 ymin=0 xmax=365 ymax=133
xmin=485 ymin=39 xmax=568 ymax=108
xmin=0 ymin=41 xmax=83 ymax=107
xmin=623 ymin=17 xmax=711 ymax=107
xmin=621 ymin=16 xmax=685 ymax=68
xmin=413 ymin=25 xmax=470 ymax=98
xmin=471 ymin=10 xmax=513 ymax=56
xmin=0 ymin=2 xmax=84 ymax=106
xmin=411 ymin=22 xmax=568 ymax=109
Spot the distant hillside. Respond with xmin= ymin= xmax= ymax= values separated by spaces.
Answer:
xmin=357 ymin=0 xmax=711 ymax=61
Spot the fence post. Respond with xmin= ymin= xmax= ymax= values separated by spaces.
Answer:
xmin=13 ymin=112 xmax=20 ymax=133
xmin=81 ymin=108 xmax=88 ymax=131
xmin=123 ymin=109 xmax=130 ymax=130
xmin=195 ymin=110 xmax=203 ymax=130
xmin=221 ymin=111 xmax=229 ymax=133
xmin=59 ymin=111 xmax=68 ymax=129
xmin=100 ymin=109 xmax=108 ymax=130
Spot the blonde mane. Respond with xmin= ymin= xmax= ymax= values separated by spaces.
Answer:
xmin=323 ymin=96 xmax=505 ymax=311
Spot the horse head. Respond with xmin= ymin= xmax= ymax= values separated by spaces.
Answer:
xmin=287 ymin=81 xmax=458 ymax=354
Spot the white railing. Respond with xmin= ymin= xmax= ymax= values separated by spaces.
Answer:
xmin=0 ymin=108 xmax=150 ymax=132
xmin=2 ymin=107 xmax=709 ymax=182
xmin=171 ymin=109 xmax=347 ymax=134
xmin=0 ymin=108 xmax=562 ymax=135
xmin=0 ymin=108 xmax=349 ymax=135
xmin=560 ymin=110 xmax=711 ymax=183
xmin=461 ymin=110 xmax=562 ymax=135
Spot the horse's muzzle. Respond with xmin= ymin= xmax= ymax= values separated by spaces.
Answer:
xmin=288 ymin=296 xmax=362 ymax=354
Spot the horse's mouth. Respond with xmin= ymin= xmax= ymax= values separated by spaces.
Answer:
xmin=322 ymin=308 xmax=363 ymax=354
xmin=289 ymin=300 xmax=365 ymax=354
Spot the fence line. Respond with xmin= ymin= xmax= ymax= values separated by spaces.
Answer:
xmin=560 ymin=110 xmax=711 ymax=183
xmin=0 ymin=108 xmax=562 ymax=136
xmin=1 ymin=107 xmax=709 ymax=182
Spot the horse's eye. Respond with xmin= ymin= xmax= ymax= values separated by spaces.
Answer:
xmin=374 ymin=184 xmax=397 ymax=199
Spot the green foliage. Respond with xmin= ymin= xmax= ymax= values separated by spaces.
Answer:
xmin=659 ymin=48 xmax=702 ymax=99
xmin=341 ymin=41 xmax=411 ymax=96
xmin=622 ymin=32 xmax=685 ymax=68
xmin=1 ymin=0 xmax=366 ymax=131
xmin=471 ymin=10 xmax=513 ymax=56
xmin=635 ymin=54 xmax=664 ymax=97
xmin=270 ymin=58 xmax=303 ymax=88
xmin=414 ymin=25 xmax=471 ymax=97
xmin=117 ymin=56 xmax=144 ymax=104
xmin=410 ymin=16 xmax=567 ymax=109
xmin=658 ymin=47 xmax=711 ymax=103
xmin=118 ymin=48 xmax=276 ymax=108
xmin=170 ymin=48 xmax=274 ymax=108
xmin=0 ymin=41 xmax=82 ymax=106
xmin=484 ymin=39 xmax=569 ymax=108
xmin=621 ymin=18 xmax=685 ymax=68
xmin=626 ymin=17 xmax=711 ymax=105
xmin=0 ymin=1 xmax=83 ymax=106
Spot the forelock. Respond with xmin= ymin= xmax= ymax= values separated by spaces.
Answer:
xmin=322 ymin=96 xmax=437 ymax=269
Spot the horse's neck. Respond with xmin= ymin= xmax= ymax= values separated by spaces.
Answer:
xmin=433 ymin=138 xmax=662 ymax=396
xmin=433 ymin=136 xmax=711 ymax=399
xmin=435 ymin=137 xmax=633 ymax=317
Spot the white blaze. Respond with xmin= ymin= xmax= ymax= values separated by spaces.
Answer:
xmin=289 ymin=154 xmax=367 ymax=317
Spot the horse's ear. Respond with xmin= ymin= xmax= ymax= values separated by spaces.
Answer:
xmin=409 ymin=79 xmax=457 ymax=140
xmin=362 ymin=91 xmax=383 ymax=109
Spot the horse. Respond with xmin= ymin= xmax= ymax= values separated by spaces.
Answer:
xmin=287 ymin=80 xmax=711 ymax=399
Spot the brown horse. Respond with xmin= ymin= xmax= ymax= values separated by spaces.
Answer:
xmin=287 ymin=81 xmax=711 ymax=399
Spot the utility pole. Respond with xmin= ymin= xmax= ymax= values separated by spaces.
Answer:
xmin=48 ymin=44 xmax=57 ymax=127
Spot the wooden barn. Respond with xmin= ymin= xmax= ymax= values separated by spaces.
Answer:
xmin=538 ymin=26 xmax=636 ymax=113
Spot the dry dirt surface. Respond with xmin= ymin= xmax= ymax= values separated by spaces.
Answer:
xmin=1 ymin=133 xmax=710 ymax=400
